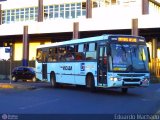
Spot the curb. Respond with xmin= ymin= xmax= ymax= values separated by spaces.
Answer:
xmin=0 ymin=83 xmax=36 ymax=90
xmin=0 ymin=83 xmax=14 ymax=89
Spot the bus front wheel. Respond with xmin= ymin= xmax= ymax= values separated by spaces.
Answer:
xmin=86 ymin=74 xmax=95 ymax=92
xmin=50 ymin=72 xmax=57 ymax=88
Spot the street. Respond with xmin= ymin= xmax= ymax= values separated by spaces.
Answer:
xmin=0 ymin=81 xmax=160 ymax=120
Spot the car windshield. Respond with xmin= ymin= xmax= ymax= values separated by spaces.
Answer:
xmin=110 ymin=43 xmax=149 ymax=72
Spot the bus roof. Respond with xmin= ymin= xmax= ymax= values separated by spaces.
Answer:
xmin=37 ymin=34 xmax=144 ymax=49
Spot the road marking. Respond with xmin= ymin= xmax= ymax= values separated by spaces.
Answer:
xmin=19 ymin=99 xmax=59 ymax=110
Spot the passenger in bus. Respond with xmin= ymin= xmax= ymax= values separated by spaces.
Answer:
xmin=52 ymin=55 xmax=57 ymax=61
xmin=60 ymin=54 xmax=66 ymax=61
xmin=75 ymin=53 xmax=84 ymax=60
xmin=36 ymin=50 xmax=42 ymax=61
xmin=66 ymin=53 xmax=74 ymax=61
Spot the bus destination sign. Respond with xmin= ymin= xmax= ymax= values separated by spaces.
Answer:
xmin=118 ymin=37 xmax=137 ymax=42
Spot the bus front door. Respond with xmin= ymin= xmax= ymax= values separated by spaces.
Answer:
xmin=42 ymin=63 xmax=47 ymax=80
xmin=98 ymin=46 xmax=107 ymax=86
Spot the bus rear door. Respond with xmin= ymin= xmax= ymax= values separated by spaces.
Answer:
xmin=42 ymin=63 xmax=47 ymax=80
xmin=42 ymin=49 xmax=48 ymax=80
xmin=97 ymin=46 xmax=107 ymax=86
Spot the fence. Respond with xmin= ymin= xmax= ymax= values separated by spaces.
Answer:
xmin=0 ymin=61 xmax=35 ymax=80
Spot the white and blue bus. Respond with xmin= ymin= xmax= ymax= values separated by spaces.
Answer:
xmin=35 ymin=34 xmax=150 ymax=93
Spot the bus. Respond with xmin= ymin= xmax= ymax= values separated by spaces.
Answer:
xmin=35 ymin=34 xmax=150 ymax=93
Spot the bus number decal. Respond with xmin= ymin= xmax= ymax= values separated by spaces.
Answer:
xmin=81 ymin=63 xmax=85 ymax=71
xmin=60 ymin=66 xmax=72 ymax=70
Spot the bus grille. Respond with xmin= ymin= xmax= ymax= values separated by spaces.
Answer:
xmin=118 ymin=74 xmax=145 ymax=77
xmin=123 ymin=78 xmax=140 ymax=82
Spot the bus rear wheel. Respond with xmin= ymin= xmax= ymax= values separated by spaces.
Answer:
xmin=50 ymin=72 xmax=57 ymax=88
xmin=86 ymin=74 xmax=95 ymax=92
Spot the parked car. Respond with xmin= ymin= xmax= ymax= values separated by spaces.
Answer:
xmin=11 ymin=66 xmax=37 ymax=82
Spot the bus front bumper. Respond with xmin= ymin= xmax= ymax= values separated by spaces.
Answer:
xmin=108 ymin=78 xmax=150 ymax=88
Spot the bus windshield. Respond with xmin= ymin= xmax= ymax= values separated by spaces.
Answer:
xmin=110 ymin=44 xmax=149 ymax=72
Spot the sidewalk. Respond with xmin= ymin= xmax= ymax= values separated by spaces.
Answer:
xmin=0 ymin=80 xmax=36 ymax=89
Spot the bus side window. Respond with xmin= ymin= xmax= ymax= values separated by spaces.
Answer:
xmin=42 ymin=50 xmax=48 ymax=62
xmin=84 ymin=44 xmax=89 ymax=52
xmin=36 ymin=49 xmax=42 ymax=62
xmin=48 ymin=48 xmax=53 ymax=62
xmin=78 ymin=44 xmax=84 ymax=52
xmin=59 ymin=46 xmax=66 ymax=61
xmin=75 ymin=52 xmax=85 ymax=61
xmin=65 ymin=45 xmax=75 ymax=61
xmin=52 ymin=47 xmax=58 ymax=61
xmin=67 ymin=45 xmax=75 ymax=52
xmin=86 ymin=43 xmax=97 ymax=60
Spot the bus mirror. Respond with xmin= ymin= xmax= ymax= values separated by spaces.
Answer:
xmin=147 ymin=47 xmax=151 ymax=62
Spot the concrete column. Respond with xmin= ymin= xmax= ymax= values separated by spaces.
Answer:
xmin=22 ymin=26 xmax=29 ymax=66
xmin=73 ymin=22 xmax=80 ymax=39
xmin=132 ymin=18 xmax=138 ymax=36
xmin=38 ymin=0 xmax=43 ymax=22
xmin=152 ymin=38 xmax=157 ymax=59
xmin=0 ymin=4 xmax=2 ymax=25
xmin=142 ymin=0 xmax=149 ymax=14
xmin=86 ymin=0 xmax=92 ymax=18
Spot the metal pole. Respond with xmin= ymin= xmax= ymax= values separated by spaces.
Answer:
xmin=38 ymin=0 xmax=43 ymax=22
xmin=73 ymin=22 xmax=80 ymax=39
xmin=152 ymin=38 xmax=157 ymax=59
xmin=22 ymin=26 xmax=29 ymax=66
xmin=10 ymin=46 xmax=12 ymax=84
xmin=142 ymin=0 xmax=149 ymax=15
xmin=132 ymin=18 xmax=138 ymax=36
xmin=86 ymin=0 xmax=92 ymax=18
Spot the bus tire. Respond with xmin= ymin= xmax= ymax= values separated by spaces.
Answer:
xmin=50 ymin=72 xmax=57 ymax=88
xmin=122 ymin=88 xmax=128 ymax=94
xmin=86 ymin=74 xmax=95 ymax=92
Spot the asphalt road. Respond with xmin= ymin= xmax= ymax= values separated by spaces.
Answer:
xmin=0 ymin=81 xmax=160 ymax=120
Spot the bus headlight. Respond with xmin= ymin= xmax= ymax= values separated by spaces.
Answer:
xmin=110 ymin=77 xmax=118 ymax=81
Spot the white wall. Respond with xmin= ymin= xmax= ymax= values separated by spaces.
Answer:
xmin=1 ymin=0 xmax=86 ymax=9
xmin=0 ymin=0 xmax=160 ymax=36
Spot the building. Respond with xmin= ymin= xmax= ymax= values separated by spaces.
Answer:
xmin=0 ymin=0 xmax=160 ymax=78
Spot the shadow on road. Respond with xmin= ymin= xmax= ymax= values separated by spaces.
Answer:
xmin=0 ymin=79 xmax=143 ymax=97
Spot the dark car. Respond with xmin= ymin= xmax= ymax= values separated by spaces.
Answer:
xmin=11 ymin=66 xmax=36 ymax=82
